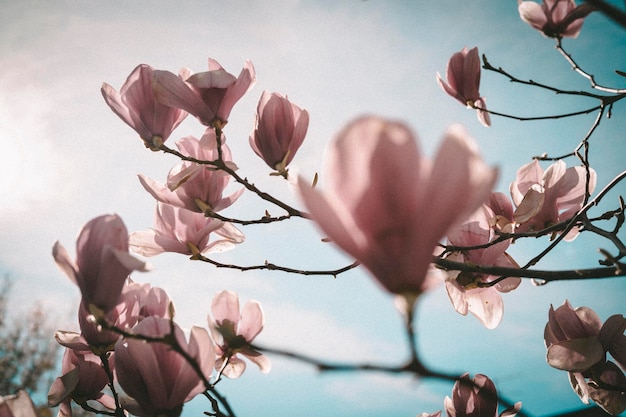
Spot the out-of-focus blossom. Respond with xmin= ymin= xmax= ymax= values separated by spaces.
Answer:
xmin=0 ymin=391 xmax=38 ymax=417
xmin=249 ymin=90 xmax=309 ymax=177
xmin=139 ymin=131 xmax=243 ymax=214
xmin=130 ymin=202 xmax=244 ymax=257
xmin=52 ymin=214 xmax=150 ymax=312
xmin=297 ymin=116 xmax=497 ymax=301
xmin=114 ymin=317 xmax=214 ymax=417
xmin=545 ymin=300 xmax=605 ymax=372
xmin=518 ymin=0 xmax=594 ymax=38
xmin=510 ymin=160 xmax=596 ymax=240
xmin=101 ymin=64 xmax=188 ymax=150
xmin=48 ymin=348 xmax=115 ymax=417
xmin=437 ymin=47 xmax=491 ymax=127
xmin=208 ymin=290 xmax=270 ymax=379
xmin=444 ymin=373 xmax=522 ymax=417
xmin=153 ymin=58 xmax=255 ymax=127
xmin=444 ymin=205 xmax=521 ymax=329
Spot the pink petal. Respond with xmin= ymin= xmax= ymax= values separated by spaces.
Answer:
xmin=211 ymin=290 xmax=241 ymax=324
xmin=238 ymin=301 xmax=264 ymax=342
xmin=546 ymin=337 xmax=605 ymax=371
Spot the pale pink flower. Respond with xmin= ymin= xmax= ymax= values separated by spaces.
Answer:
xmin=518 ymin=0 xmax=594 ymax=38
xmin=444 ymin=373 xmax=521 ymax=417
xmin=130 ymin=202 xmax=244 ymax=257
xmin=510 ymin=160 xmax=596 ymax=240
xmin=153 ymin=58 xmax=255 ymax=127
xmin=138 ymin=131 xmax=243 ymax=213
xmin=249 ymin=90 xmax=309 ymax=177
xmin=52 ymin=214 xmax=150 ymax=312
xmin=114 ymin=317 xmax=214 ymax=417
xmin=122 ymin=280 xmax=173 ymax=321
xmin=208 ymin=290 xmax=270 ymax=379
xmin=599 ymin=314 xmax=626 ymax=371
xmin=101 ymin=64 xmax=188 ymax=150
xmin=48 ymin=348 xmax=115 ymax=417
xmin=545 ymin=301 xmax=605 ymax=372
xmin=445 ymin=205 xmax=521 ymax=329
xmin=437 ymin=47 xmax=491 ymax=127
xmin=297 ymin=116 xmax=497 ymax=299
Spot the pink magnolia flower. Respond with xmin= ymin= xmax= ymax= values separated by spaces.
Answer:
xmin=52 ymin=214 xmax=150 ymax=312
xmin=546 ymin=302 xmax=626 ymax=413
xmin=101 ymin=64 xmax=189 ymax=150
xmin=518 ymin=0 xmax=594 ymax=38
xmin=510 ymin=160 xmax=596 ymax=240
xmin=297 ymin=116 xmax=497 ymax=299
xmin=48 ymin=348 xmax=115 ymax=417
xmin=114 ymin=317 xmax=214 ymax=417
xmin=153 ymin=58 xmax=256 ymax=127
xmin=208 ymin=290 xmax=270 ymax=379
xmin=437 ymin=47 xmax=491 ymax=127
xmin=122 ymin=280 xmax=174 ymax=321
xmin=444 ymin=205 xmax=521 ymax=329
xmin=138 ymin=131 xmax=243 ymax=214
xmin=129 ymin=202 xmax=245 ymax=257
xmin=544 ymin=300 xmax=604 ymax=372
xmin=249 ymin=90 xmax=309 ymax=177
xmin=444 ymin=373 xmax=522 ymax=417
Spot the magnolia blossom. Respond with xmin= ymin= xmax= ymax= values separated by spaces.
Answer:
xmin=114 ymin=317 xmax=214 ymax=417
xmin=444 ymin=373 xmax=521 ymax=417
xmin=249 ymin=90 xmax=309 ymax=177
xmin=101 ymin=64 xmax=188 ymax=150
xmin=153 ymin=58 xmax=255 ymax=127
xmin=510 ymin=160 xmax=596 ymax=240
xmin=52 ymin=214 xmax=150 ymax=312
xmin=546 ymin=302 xmax=626 ymax=414
xmin=298 ymin=116 xmax=497 ymax=300
xmin=130 ymin=202 xmax=245 ymax=257
xmin=122 ymin=280 xmax=173 ymax=321
xmin=208 ymin=290 xmax=270 ymax=378
xmin=545 ymin=300 xmax=605 ymax=372
xmin=139 ymin=131 xmax=243 ymax=214
xmin=445 ymin=205 xmax=521 ymax=329
xmin=518 ymin=0 xmax=594 ymax=38
xmin=48 ymin=348 xmax=115 ymax=417
xmin=437 ymin=47 xmax=491 ymax=127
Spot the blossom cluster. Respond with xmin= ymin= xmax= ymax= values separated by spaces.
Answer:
xmin=48 ymin=215 xmax=269 ymax=417
xmin=33 ymin=2 xmax=626 ymax=416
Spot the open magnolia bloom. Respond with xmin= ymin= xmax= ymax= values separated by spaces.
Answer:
xmin=114 ymin=317 xmax=214 ymax=417
xmin=437 ymin=47 xmax=491 ymax=127
xmin=153 ymin=58 xmax=255 ymax=127
xmin=101 ymin=64 xmax=188 ymax=150
xmin=546 ymin=302 xmax=626 ymax=414
xmin=52 ymin=214 xmax=150 ymax=312
xmin=130 ymin=202 xmax=245 ymax=257
xmin=208 ymin=290 xmax=270 ymax=379
xmin=138 ymin=131 xmax=243 ymax=214
xmin=510 ymin=160 xmax=596 ymax=241
xmin=444 ymin=205 xmax=521 ymax=329
xmin=518 ymin=0 xmax=594 ymax=39
xmin=298 ymin=116 xmax=497 ymax=304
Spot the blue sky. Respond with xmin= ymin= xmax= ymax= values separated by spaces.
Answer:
xmin=1 ymin=1 xmax=625 ymax=416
